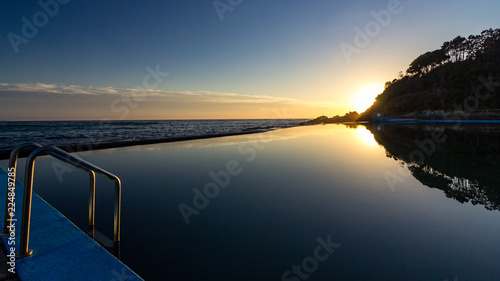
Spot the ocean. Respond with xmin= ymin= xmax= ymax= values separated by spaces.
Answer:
xmin=0 ymin=119 xmax=306 ymax=151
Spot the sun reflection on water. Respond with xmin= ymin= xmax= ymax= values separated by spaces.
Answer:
xmin=355 ymin=126 xmax=378 ymax=147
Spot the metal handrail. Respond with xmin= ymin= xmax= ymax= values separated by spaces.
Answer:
xmin=16 ymin=146 xmax=121 ymax=258
xmin=1 ymin=143 xmax=99 ymax=239
xmin=1 ymin=143 xmax=43 ymax=237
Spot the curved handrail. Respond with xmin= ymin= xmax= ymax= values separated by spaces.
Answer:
xmin=17 ymin=146 xmax=121 ymax=258
xmin=1 ymin=143 xmax=43 ymax=236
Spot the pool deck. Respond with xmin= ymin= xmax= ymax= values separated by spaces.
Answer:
xmin=0 ymin=168 xmax=143 ymax=280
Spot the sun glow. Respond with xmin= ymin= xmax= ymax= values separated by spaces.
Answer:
xmin=352 ymin=85 xmax=384 ymax=113
xmin=356 ymin=126 xmax=378 ymax=147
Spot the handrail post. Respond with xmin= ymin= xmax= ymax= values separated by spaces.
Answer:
xmin=114 ymin=179 xmax=121 ymax=244
xmin=15 ymin=146 xmax=121 ymax=258
xmin=113 ymin=179 xmax=121 ymax=259
xmin=1 ymin=143 xmax=42 ymax=237
xmin=88 ymin=171 xmax=96 ymax=240
xmin=16 ymin=154 xmax=36 ymax=258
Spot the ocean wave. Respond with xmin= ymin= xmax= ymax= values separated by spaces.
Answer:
xmin=0 ymin=119 xmax=306 ymax=151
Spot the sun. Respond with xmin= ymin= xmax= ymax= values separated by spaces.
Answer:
xmin=352 ymin=85 xmax=384 ymax=113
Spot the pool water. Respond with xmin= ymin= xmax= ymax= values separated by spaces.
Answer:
xmin=2 ymin=124 xmax=500 ymax=280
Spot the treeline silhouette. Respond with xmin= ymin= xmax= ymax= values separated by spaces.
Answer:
xmin=359 ymin=28 xmax=500 ymax=120
xmin=301 ymin=111 xmax=360 ymax=124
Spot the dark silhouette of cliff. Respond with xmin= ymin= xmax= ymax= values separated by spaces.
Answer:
xmin=358 ymin=28 xmax=500 ymax=121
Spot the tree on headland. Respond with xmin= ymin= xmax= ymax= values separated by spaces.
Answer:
xmin=406 ymin=30 xmax=499 ymax=76
xmin=307 ymin=28 xmax=500 ymax=123
xmin=357 ymin=28 xmax=500 ymax=120
xmin=406 ymin=49 xmax=448 ymax=76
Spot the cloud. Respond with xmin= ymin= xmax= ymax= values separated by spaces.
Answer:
xmin=0 ymin=82 xmax=326 ymax=104
xmin=0 ymin=83 xmax=343 ymax=120
xmin=0 ymin=83 xmax=122 ymax=96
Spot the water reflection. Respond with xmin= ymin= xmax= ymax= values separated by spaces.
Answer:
xmin=3 ymin=125 xmax=500 ymax=280
xmin=366 ymin=123 xmax=500 ymax=211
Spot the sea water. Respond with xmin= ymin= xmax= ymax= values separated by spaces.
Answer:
xmin=0 ymin=119 xmax=305 ymax=151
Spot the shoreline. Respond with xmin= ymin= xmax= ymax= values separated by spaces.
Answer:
xmin=0 ymin=127 xmax=280 ymax=160
xmin=4 ymin=119 xmax=500 ymax=160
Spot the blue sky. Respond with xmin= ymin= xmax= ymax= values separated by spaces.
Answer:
xmin=1 ymin=0 xmax=500 ymax=120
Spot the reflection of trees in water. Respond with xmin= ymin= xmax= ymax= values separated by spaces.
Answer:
xmin=343 ymin=123 xmax=359 ymax=129
xmin=411 ymin=165 xmax=497 ymax=211
xmin=367 ymin=124 xmax=500 ymax=211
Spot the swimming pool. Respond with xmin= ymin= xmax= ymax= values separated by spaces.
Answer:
xmin=2 ymin=124 xmax=500 ymax=280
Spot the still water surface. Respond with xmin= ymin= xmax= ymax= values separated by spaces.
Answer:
xmin=2 ymin=124 xmax=500 ymax=280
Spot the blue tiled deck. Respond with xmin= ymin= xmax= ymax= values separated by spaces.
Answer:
xmin=0 ymin=168 xmax=143 ymax=280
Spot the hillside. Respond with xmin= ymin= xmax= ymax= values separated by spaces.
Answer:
xmin=355 ymin=28 xmax=500 ymax=121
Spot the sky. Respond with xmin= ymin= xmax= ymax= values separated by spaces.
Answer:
xmin=1 ymin=0 xmax=499 ymax=120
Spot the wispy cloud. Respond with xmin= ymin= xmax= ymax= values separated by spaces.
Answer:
xmin=0 ymin=83 xmax=125 ymax=96
xmin=0 ymin=83 xmax=342 ymax=120
xmin=0 ymin=82 xmax=321 ymax=104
